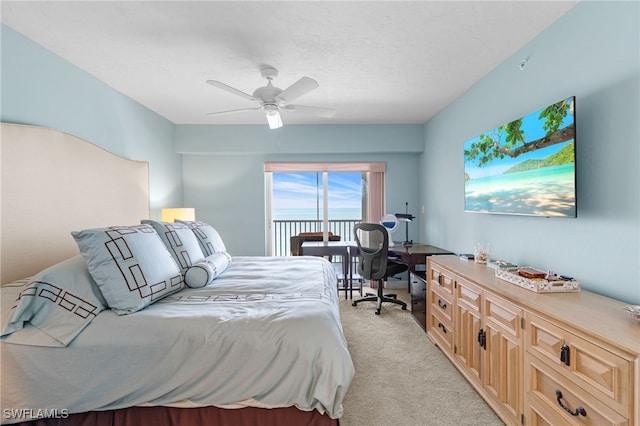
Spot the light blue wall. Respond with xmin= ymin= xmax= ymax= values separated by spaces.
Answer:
xmin=177 ymin=124 xmax=423 ymax=255
xmin=0 ymin=24 xmax=183 ymax=219
xmin=420 ymin=1 xmax=640 ymax=304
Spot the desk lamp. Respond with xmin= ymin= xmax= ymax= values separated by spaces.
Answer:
xmin=395 ymin=202 xmax=415 ymax=246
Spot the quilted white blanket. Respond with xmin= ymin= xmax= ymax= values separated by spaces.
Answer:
xmin=0 ymin=256 xmax=354 ymax=424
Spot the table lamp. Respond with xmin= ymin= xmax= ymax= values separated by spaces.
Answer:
xmin=161 ymin=208 xmax=195 ymax=222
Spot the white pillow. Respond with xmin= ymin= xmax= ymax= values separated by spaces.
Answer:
xmin=177 ymin=220 xmax=226 ymax=256
xmin=1 ymin=255 xmax=106 ymax=347
xmin=141 ymin=220 xmax=205 ymax=272
xmin=184 ymin=252 xmax=232 ymax=288
xmin=72 ymin=224 xmax=183 ymax=315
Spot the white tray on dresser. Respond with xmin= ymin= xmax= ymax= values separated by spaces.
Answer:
xmin=495 ymin=268 xmax=581 ymax=293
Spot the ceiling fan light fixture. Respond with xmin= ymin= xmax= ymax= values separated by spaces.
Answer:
xmin=264 ymin=104 xmax=282 ymax=129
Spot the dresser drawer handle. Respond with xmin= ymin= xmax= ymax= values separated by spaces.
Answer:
xmin=437 ymin=322 xmax=447 ymax=334
xmin=437 ymin=299 xmax=447 ymax=310
xmin=555 ymin=390 xmax=587 ymax=417
xmin=560 ymin=344 xmax=571 ymax=366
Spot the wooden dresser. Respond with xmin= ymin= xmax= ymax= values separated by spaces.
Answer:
xmin=426 ymin=255 xmax=639 ymax=426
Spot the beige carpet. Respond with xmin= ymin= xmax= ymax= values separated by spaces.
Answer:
xmin=338 ymin=287 xmax=504 ymax=426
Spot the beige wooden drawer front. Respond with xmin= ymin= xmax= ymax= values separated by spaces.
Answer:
xmin=429 ymin=284 xmax=454 ymax=323
xmin=456 ymin=276 xmax=481 ymax=311
xmin=484 ymin=292 xmax=522 ymax=337
xmin=525 ymin=354 xmax=628 ymax=426
xmin=525 ymin=312 xmax=631 ymax=416
xmin=429 ymin=265 xmax=454 ymax=296
xmin=428 ymin=309 xmax=454 ymax=353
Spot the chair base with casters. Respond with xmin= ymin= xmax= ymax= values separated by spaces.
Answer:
xmin=351 ymin=261 xmax=408 ymax=315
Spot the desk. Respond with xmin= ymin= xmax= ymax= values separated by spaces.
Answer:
xmin=301 ymin=240 xmax=350 ymax=258
xmin=301 ymin=241 xmax=359 ymax=299
xmin=388 ymin=243 xmax=453 ymax=330
xmin=388 ymin=244 xmax=454 ymax=291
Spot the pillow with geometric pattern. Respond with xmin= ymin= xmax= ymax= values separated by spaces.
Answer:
xmin=141 ymin=220 xmax=205 ymax=273
xmin=72 ymin=224 xmax=183 ymax=315
xmin=176 ymin=220 xmax=226 ymax=256
xmin=1 ymin=255 xmax=106 ymax=347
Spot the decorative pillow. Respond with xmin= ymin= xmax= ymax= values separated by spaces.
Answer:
xmin=72 ymin=224 xmax=183 ymax=315
xmin=184 ymin=252 xmax=233 ymax=288
xmin=141 ymin=220 xmax=205 ymax=272
xmin=1 ymin=255 xmax=106 ymax=347
xmin=177 ymin=220 xmax=226 ymax=256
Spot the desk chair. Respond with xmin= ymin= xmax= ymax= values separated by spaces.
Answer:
xmin=351 ymin=223 xmax=408 ymax=315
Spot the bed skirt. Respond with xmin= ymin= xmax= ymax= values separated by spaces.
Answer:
xmin=10 ymin=406 xmax=339 ymax=426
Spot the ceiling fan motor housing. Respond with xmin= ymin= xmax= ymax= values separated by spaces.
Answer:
xmin=254 ymin=67 xmax=284 ymax=103
xmin=253 ymin=85 xmax=282 ymax=103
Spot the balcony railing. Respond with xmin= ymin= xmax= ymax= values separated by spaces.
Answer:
xmin=272 ymin=219 xmax=362 ymax=257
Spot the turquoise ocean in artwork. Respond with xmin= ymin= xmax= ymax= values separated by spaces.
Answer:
xmin=465 ymin=163 xmax=576 ymax=217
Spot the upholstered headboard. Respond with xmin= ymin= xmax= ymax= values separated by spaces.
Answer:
xmin=1 ymin=123 xmax=150 ymax=284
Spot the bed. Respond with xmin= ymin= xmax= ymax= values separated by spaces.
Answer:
xmin=0 ymin=123 xmax=354 ymax=426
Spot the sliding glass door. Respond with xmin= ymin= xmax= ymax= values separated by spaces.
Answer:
xmin=269 ymin=171 xmax=362 ymax=256
xmin=264 ymin=162 xmax=386 ymax=256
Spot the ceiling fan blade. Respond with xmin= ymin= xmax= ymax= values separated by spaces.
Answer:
xmin=275 ymin=77 xmax=319 ymax=104
xmin=206 ymin=80 xmax=258 ymax=102
xmin=282 ymin=104 xmax=336 ymax=118
xmin=206 ymin=107 xmax=262 ymax=116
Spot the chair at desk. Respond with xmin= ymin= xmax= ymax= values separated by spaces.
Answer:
xmin=351 ymin=223 xmax=408 ymax=315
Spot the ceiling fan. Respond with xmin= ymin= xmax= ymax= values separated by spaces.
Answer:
xmin=206 ymin=67 xmax=336 ymax=129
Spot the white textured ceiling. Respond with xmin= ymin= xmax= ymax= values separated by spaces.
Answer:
xmin=2 ymin=1 xmax=578 ymax=126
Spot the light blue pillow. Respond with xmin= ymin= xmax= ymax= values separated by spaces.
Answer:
xmin=72 ymin=224 xmax=183 ymax=315
xmin=184 ymin=252 xmax=233 ymax=288
xmin=1 ymin=255 xmax=106 ymax=347
xmin=141 ymin=220 xmax=205 ymax=272
xmin=177 ymin=220 xmax=227 ymax=256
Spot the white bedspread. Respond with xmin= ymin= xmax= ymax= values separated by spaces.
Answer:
xmin=0 ymin=256 xmax=354 ymax=424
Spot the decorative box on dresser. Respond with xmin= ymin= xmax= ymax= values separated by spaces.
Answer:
xmin=426 ymin=255 xmax=639 ymax=426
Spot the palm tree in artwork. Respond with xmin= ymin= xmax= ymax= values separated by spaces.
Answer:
xmin=464 ymin=98 xmax=575 ymax=169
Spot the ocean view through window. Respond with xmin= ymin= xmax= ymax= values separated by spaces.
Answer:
xmin=265 ymin=162 xmax=386 ymax=256
xmin=273 ymin=172 xmax=363 ymax=220
xmin=272 ymin=172 xmax=363 ymax=255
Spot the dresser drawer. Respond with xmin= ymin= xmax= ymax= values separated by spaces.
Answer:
xmin=525 ymin=312 xmax=631 ymax=416
xmin=484 ymin=292 xmax=521 ymax=337
xmin=428 ymin=308 xmax=454 ymax=353
xmin=455 ymin=275 xmax=481 ymax=311
xmin=428 ymin=264 xmax=454 ymax=296
xmin=429 ymin=283 xmax=454 ymax=323
xmin=525 ymin=353 xmax=628 ymax=425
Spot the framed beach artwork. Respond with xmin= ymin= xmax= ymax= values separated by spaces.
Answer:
xmin=463 ymin=96 xmax=576 ymax=218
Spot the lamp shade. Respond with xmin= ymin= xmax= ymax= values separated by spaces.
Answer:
xmin=161 ymin=208 xmax=195 ymax=222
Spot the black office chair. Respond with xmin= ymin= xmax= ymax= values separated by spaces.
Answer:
xmin=351 ymin=223 xmax=408 ymax=315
